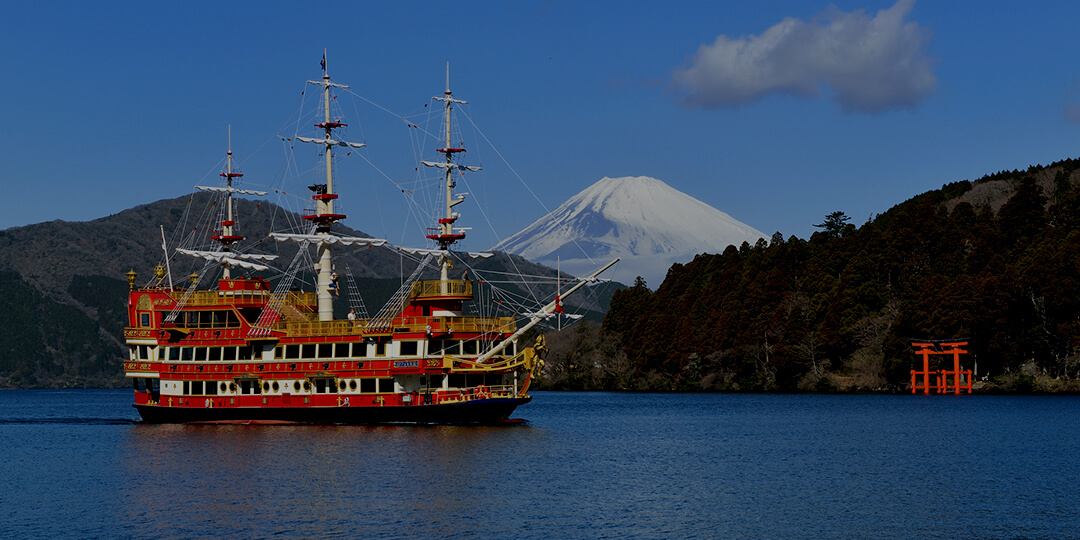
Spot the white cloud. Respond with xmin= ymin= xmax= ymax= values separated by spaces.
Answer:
xmin=671 ymin=0 xmax=936 ymax=113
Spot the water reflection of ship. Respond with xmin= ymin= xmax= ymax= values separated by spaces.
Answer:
xmin=120 ymin=421 xmax=545 ymax=535
xmin=122 ymin=56 xmax=617 ymax=424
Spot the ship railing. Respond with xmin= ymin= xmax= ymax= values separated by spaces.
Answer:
xmin=277 ymin=316 xmax=516 ymax=337
xmin=427 ymin=384 xmax=518 ymax=404
xmin=401 ymin=316 xmax=516 ymax=334
xmin=410 ymin=279 xmax=473 ymax=299
xmin=169 ymin=290 xmax=316 ymax=308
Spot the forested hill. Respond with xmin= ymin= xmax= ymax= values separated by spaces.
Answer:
xmin=584 ymin=158 xmax=1080 ymax=393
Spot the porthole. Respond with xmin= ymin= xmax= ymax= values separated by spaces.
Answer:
xmin=293 ymin=381 xmax=301 ymax=392
xmin=303 ymin=381 xmax=311 ymax=392
xmin=339 ymin=380 xmax=347 ymax=391
xmin=220 ymin=382 xmax=228 ymax=393
xmin=349 ymin=380 xmax=357 ymax=391
xmin=262 ymin=382 xmax=270 ymax=393
xmin=272 ymin=381 xmax=280 ymax=392
xmin=229 ymin=382 xmax=237 ymax=392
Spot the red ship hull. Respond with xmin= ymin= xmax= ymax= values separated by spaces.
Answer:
xmin=133 ymin=396 xmax=531 ymax=424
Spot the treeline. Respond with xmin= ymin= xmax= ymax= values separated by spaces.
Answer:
xmin=0 ymin=272 xmax=123 ymax=388
xmin=540 ymin=160 xmax=1080 ymax=393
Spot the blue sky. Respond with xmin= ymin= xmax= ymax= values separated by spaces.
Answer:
xmin=3 ymin=0 xmax=1080 ymax=250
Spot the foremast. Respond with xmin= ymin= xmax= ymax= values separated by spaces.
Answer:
xmin=297 ymin=51 xmax=366 ymax=321
xmin=422 ymin=64 xmax=481 ymax=288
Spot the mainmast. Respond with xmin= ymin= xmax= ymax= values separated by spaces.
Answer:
xmin=297 ymin=50 xmax=366 ymax=321
xmin=423 ymin=63 xmax=481 ymax=285
xmin=216 ymin=126 xmax=243 ymax=279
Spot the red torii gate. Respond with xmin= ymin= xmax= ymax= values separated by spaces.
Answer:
xmin=910 ymin=340 xmax=972 ymax=395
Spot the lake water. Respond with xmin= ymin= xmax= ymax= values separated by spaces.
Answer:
xmin=1 ymin=390 xmax=1079 ymax=539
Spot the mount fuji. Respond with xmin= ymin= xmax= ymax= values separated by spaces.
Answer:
xmin=493 ymin=176 xmax=767 ymax=288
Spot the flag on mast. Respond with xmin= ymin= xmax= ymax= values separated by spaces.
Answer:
xmin=320 ymin=53 xmax=326 ymax=72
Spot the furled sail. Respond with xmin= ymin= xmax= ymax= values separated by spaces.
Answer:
xmin=175 ymin=248 xmax=273 ymax=271
xmin=270 ymin=233 xmax=386 ymax=247
xmin=195 ymin=186 xmax=269 ymax=196
xmin=397 ymin=247 xmax=493 ymax=259
xmin=420 ymin=161 xmax=482 ymax=172
xmin=295 ymin=136 xmax=366 ymax=149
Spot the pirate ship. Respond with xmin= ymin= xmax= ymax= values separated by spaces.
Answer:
xmin=123 ymin=59 xmax=617 ymax=423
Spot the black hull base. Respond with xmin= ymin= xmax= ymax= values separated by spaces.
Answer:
xmin=133 ymin=397 xmax=531 ymax=425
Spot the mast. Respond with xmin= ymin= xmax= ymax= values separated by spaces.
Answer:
xmin=296 ymin=51 xmax=365 ymax=321
xmin=218 ymin=126 xmax=243 ymax=279
xmin=423 ymin=63 xmax=480 ymax=288
xmin=201 ymin=124 xmax=247 ymax=280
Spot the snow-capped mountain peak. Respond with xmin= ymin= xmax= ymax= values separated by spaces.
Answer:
xmin=493 ymin=176 xmax=767 ymax=287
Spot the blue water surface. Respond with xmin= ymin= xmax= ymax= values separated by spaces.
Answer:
xmin=1 ymin=390 xmax=1078 ymax=539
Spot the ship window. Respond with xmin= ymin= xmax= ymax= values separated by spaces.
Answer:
xmin=378 ymin=378 xmax=394 ymax=393
xmin=427 ymin=339 xmax=442 ymax=354
xmin=353 ymin=343 xmax=367 ymax=357
xmin=169 ymin=347 xmax=180 ymax=361
xmin=138 ymin=345 xmax=149 ymax=360
xmin=275 ymin=346 xmax=283 ymax=360
xmin=302 ymin=344 xmax=316 ymax=359
xmin=335 ymin=343 xmax=350 ymax=358
xmin=399 ymin=341 xmax=418 ymax=356
xmin=239 ymin=307 xmax=260 ymax=324
xmin=194 ymin=347 xmax=207 ymax=361
xmin=205 ymin=381 xmax=218 ymax=395
xmin=428 ymin=374 xmax=445 ymax=389
xmin=349 ymin=380 xmax=357 ymax=391
xmin=184 ymin=311 xmax=197 ymax=327
xmin=222 ymin=347 xmax=237 ymax=361
xmin=285 ymin=345 xmax=300 ymax=359
xmin=208 ymin=348 xmax=221 ymax=361
xmin=449 ymin=374 xmax=466 ymax=389
xmin=140 ymin=313 xmax=151 ymax=327
xmin=318 ymin=344 xmax=333 ymax=359
xmin=239 ymin=380 xmax=257 ymax=394
xmin=339 ymin=380 xmax=347 ymax=391
xmin=375 ymin=342 xmax=386 ymax=356
xmin=445 ymin=341 xmax=460 ymax=355
xmin=190 ymin=381 xmax=204 ymax=395
xmin=157 ymin=347 xmax=165 ymax=360
xmin=462 ymin=340 xmax=477 ymax=355
xmin=360 ymin=378 xmax=375 ymax=393
xmin=180 ymin=347 xmax=193 ymax=361
xmin=128 ymin=346 xmax=136 ymax=360
xmin=303 ymin=381 xmax=311 ymax=392
xmin=293 ymin=381 xmax=301 ymax=392
xmin=183 ymin=381 xmax=190 ymax=394
xmin=199 ymin=311 xmax=213 ymax=328
xmin=226 ymin=311 xmax=240 ymax=328
xmin=212 ymin=311 xmax=225 ymax=328
xmin=272 ymin=381 xmax=280 ymax=392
